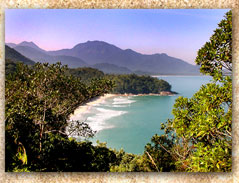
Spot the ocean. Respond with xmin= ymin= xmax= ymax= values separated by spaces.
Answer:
xmin=74 ymin=76 xmax=212 ymax=154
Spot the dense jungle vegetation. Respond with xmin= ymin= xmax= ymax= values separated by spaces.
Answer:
xmin=5 ymin=10 xmax=231 ymax=172
xmin=68 ymin=67 xmax=172 ymax=94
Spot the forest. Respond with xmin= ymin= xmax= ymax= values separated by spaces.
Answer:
xmin=68 ymin=67 xmax=173 ymax=94
xmin=5 ymin=11 xmax=232 ymax=172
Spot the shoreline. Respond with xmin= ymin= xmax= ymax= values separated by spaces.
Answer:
xmin=70 ymin=94 xmax=117 ymax=120
xmin=70 ymin=91 xmax=177 ymax=120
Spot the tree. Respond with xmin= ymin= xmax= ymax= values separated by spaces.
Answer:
xmin=146 ymin=10 xmax=232 ymax=172
xmin=195 ymin=11 xmax=232 ymax=76
xmin=5 ymin=62 xmax=114 ymax=171
xmin=171 ymin=76 xmax=232 ymax=171
xmin=68 ymin=67 xmax=105 ymax=84
xmin=107 ymin=74 xmax=172 ymax=94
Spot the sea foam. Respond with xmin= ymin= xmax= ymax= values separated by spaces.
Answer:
xmin=112 ymin=97 xmax=136 ymax=105
xmin=86 ymin=107 xmax=127 ymax=132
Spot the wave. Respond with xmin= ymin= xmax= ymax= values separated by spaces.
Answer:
xmin=112 ymin=96 xmax=136 ymax=105
xmin=86 ymin=107 xmax=127 ymax=132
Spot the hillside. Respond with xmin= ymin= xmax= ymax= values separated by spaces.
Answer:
xmin=5 ymin=45 xmax=35 ymax=65
xmin=68 ymin=67 xmax=105 ymax=84
xmin=9 ymin=44 xmax=88 ymax=68
xmin=91 ymin=63 xmax=132 ymax=74
xmin=107 ymin=74 xmax=174 ymax=95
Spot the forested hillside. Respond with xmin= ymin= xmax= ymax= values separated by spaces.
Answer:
xmin=5 ymin=45 xmax=35 ymax=65
xmin=68 ymin=68 xmax=174 ymax=94
xmin=107 ymin=74 xmax=173 ymax=94
xmin=5 ymin=45 xmax=35 ymax=75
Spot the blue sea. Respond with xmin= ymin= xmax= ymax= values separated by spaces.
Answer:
xmin=74 ymin=76 xmax=212 ymax=154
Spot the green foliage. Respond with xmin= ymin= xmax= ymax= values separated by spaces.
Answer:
xmin=145 ymin=10 xmax=232 ymax=172
xmin=172 ymin=11 xmax=232 ymax=171
xmin=109 ymin=132 xmax=177 ymax=172
xmin=110 ymin=149 xmax=151 ymax=172
xmin=87 ymin=78 xmax=115 ymax=98
xmin=5 ymin=59 xmax=18 ymax=75
xmin=68 ymin=67 xmax=105 ymax=84
xmin=35 ymin=134 xmax=117 ymax=172
xmin=195 ymin=10 xmax=232 ymax=76
xmin=143 ymin=132 xmax=176 ymax=172
xmin=68 ymin=68 xmax=172 ymax=95
xmin=171 ymin=76 xmax=232 ymax=172
xmin=107 ymin=74 xmax=172 ymax=94
xmin=5 ymin=62 xmax=114 ymax=171
xmin=146 ymin=76 xmax=232 ymax=172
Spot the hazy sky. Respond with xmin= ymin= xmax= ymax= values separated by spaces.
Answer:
xmin=5 ymin=9 xmax=229 ymax=65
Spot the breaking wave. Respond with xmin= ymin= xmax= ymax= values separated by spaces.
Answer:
xmin=86 ymin=107 xmax=127 ymax=132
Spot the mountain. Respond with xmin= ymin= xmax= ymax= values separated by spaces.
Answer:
xmin=6 ymin=43 xmax=17 ymax=48
xmin=11 ymin=42 xmax=88 ymax=68
xmin=91 ymin=63 xmax=132 ymax=74
xmin=7 ymin=41 xmax=200 ymax=75
xmin=5 ymin=45 xmax=35 ymax=75
xmin=7 ymin=41 xmax=46 ymax=52
xmin=5 ymin=45 xmax=35 ymax=65
xmin=17 ymin=41 xmax=46 ymax=52
xmin=48 ymin=40 xmax=199 ymax=75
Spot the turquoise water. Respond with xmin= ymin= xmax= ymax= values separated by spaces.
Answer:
xmin=76 ymin=76 xmax=212 ymax=154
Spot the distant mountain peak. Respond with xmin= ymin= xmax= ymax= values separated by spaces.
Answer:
xmin=21 ymin=41 xmax=33 ymax=43
xmin=160 ymin=53 xmax=168 ymax=56
xmin=19 ymin=41 xmax=37 ymax=46
xmin=72 ymin=40 xmax=122 ymax=53
xmin=86 ymin=40 xmax=108 ymax=44
xmin=125 ymin=48 xmax=133 ymax=52
xmin=76 ymin=40 xmax=116 ymax=47
xmin=18 ymin=41 xmax=45 ymax=52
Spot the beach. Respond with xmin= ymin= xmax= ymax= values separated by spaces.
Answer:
xmin=70 ymin=91 xmax=178 ymax=121
xmin=70 ymin=94 xmax=116 ymax=120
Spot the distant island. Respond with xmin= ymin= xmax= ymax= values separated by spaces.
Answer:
xmin=6 ymin=40 xmax=200 ymax=75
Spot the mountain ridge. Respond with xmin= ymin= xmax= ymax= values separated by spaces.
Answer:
xmin=5 ymin=45 xmax=35 ymax=65
xmin=9 ymin=43 xmax=88 ymax=68
xmin=6 ymin=40 xmax=200 ymax=75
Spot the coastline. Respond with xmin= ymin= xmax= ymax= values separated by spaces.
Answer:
xmin=70 ymin=91 xmax=177 ymax=120
xmin=70 ymin=94 xmax=116 ymax=120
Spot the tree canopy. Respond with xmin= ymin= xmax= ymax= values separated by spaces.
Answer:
xmin=68 ymin=67 xmax=105 ymax=84
xmin=107 ymin=74 xmax=172 ymax=94
xmin=5 ymin=62 xmax=114 ymax=171
xmin=195 ymin=11 xmax=232 ymax=76
xmin=145 ymin=10 xmax=232 ymax=172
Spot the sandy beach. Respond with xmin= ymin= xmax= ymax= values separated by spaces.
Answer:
xmin=70 ymin=94 xmax=116 ymax=120
xmin=70 ymin=91 xmax=177 ymax=120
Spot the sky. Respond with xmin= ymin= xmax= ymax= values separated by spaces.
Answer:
xmin=5 ymin=9 xmax=229 ymax=65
